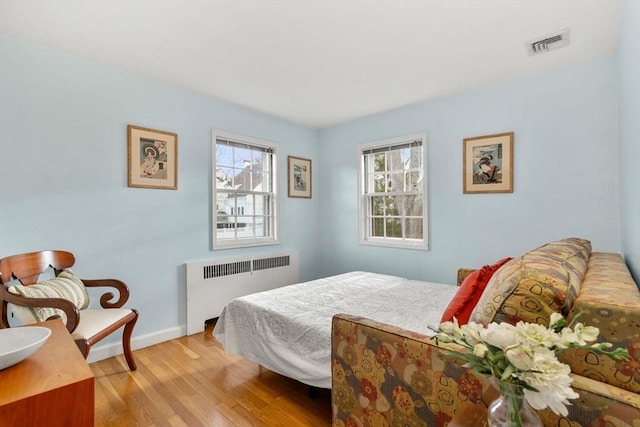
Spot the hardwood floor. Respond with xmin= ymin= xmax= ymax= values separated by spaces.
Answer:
xmin=91 ymin=325 xmax=332 ymax=427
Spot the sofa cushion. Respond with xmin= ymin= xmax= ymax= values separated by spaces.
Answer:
xmin=7 ymin=268 xmax=89 ymax=325
xmin=470 ymin=238 xmax=591 ymax=326
xmin=441 ymin=257 xmax=512 ymax=325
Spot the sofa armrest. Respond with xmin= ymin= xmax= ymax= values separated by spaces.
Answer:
xmin=331 ymin=314 xmax=640 ymax=427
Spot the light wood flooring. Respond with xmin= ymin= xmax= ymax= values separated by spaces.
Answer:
xmin=91 ymin=325 xmax=332 ymax=427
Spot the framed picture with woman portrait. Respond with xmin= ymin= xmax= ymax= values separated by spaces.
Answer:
xmin=128 ymin=125 xmax=178 ymax=190
xmin=463 ymin=132 xmax=513 ymax=194
xmin=287 ymin=155 xmax=311 ymax=198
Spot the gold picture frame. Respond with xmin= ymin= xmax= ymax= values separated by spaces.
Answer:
xmin=127 ymin=125 xmax=178 ymax=190
xmin=463 ymin=132 xmax=513 ymax=194
xmin=287 ymin=156 xmax=311 ymax=198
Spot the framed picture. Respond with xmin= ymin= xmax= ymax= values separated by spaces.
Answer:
xmin=127 ymin=125 xmax=178 ymax=190
xmin=463 ymin=132 xmax=513 ymax=194
xmin=287 ymin=156 xmax=312 ymax=198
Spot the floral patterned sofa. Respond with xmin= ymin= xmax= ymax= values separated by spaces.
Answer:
xmin=331 ymin=238 xmax=640 ymax=426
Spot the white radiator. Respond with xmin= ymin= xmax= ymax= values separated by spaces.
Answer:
xmin=185 ymin=251 xmax=299 ymax=335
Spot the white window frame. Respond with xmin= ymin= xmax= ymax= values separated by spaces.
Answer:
xmin=212 ymin=129 xmax=280 ymax=250
xmin=357 ymin=132 xmax=428 ymax=250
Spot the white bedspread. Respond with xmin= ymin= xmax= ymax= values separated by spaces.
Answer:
xmin=213 ymin=271 xmax=458 ymax=388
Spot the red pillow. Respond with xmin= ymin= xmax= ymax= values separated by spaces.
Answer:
xmin=440 ymin=257 xmax=512 ymax=325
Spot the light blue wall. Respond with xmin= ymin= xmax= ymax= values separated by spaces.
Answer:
xmin=0 ymin=35 xmax=321 ymax=340
xmin=318 ymin=56 xmax=620 ymax=284
xmin=618 ymin=0 xmax=640 ymax=282
xmin=0 ymin=24 xmax=633 ymax=347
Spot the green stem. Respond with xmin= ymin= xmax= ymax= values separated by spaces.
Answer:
xmin=500 ymin=382 xmax=524 ymax=427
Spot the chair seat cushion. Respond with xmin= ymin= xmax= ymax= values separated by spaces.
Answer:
xmin=71 ymin=308 xmax=133 ymax=341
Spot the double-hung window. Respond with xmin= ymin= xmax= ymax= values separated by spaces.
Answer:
xmin=212 ymin=130 xmax=279 ymax=249
xmin=358 ymin=133 xmax=428 ymax=250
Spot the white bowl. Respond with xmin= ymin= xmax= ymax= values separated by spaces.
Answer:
xmin=0 ymin=326 xmax=52 ymax=370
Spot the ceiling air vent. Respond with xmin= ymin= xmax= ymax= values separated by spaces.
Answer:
xmin=526 ymin=28 xmax=570 ymax=56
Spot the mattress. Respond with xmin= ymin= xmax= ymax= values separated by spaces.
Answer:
xmin=213 ymin=271 xmax=458 ymax=388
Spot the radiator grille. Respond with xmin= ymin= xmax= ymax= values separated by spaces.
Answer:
xmin=253 ymin=255 xmax=290 ymax=271
xmin=203 ymin=260 xmax=251 ymax=279
xmin=202 ymin=255 xmax=291 ymax=279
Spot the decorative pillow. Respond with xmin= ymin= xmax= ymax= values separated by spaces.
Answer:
xmin=7 ymin=302 xmax=61 ymax=326
xmin=7 ymin=268 xmax=89 ymax=325
xmin=441 ymin=257 xmax=513 ymax=325
xmin=470 ymin=238 xmax=592 ymax=327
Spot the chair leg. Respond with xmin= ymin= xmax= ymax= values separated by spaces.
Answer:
xmin=122 ymin=309 xmax=139 ymax=371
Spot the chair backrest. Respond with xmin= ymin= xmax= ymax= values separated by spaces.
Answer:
xmin=0 ymin=250 xmax=76 ymax=286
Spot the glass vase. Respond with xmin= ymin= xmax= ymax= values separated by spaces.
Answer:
xmin=487 ymin=381 xmax=543 ymax=427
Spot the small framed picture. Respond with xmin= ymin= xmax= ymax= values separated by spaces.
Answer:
xmin=128 ymin=125 xmax=178 ymax=190
xmin=463 ymin=132 xmax=513 ymax=194
xmin=287 ymin=156 xmax=311 ymax=198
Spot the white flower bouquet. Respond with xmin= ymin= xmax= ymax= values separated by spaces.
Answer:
xmin=432 ymin=313 xmax=628 ymax=424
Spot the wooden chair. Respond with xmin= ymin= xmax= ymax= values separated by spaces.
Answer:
xmin=0 ymin=250 xmax=138 ymax=370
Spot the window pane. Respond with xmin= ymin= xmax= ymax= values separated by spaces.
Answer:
xmin=232 ymin=167 xmax=249 ymax=190
xmin=385 ymin=218 xmax=402 ymax=238
xmin=372 ymin=217 xmax=385 ymax=237
xmin=252 ymin=152 xmax=265 ymax=173
xmin=402 ymin=147 xmax=413 ymax=166
xmin=216 ymin=211 xmax=239 ymax=240
xmin=255 ymin=216 xmax=268 ymax=237
xmin=373 ymin=173 xmax=385 ymax=192
xmin=261 ymin=172 xmax=271 ymax=192
xmin=388 ymin=172 xmax=403 ymax=192
xmin=388 ymin=149 xmax=404 ymax=171
xmin=255 ymin=194 xmax=270 ymax=216
xmin=408 ymin=146 xmax=422 ymax=169
xmin=239 ymin=216 xmax=250 ymax=234
xmin=216 ymin=145 xmax=233 ymax=168
xmin=371 ymin=196 xmax=385 ymax=216
xmin=233 ymin=147 xmax=252 ymax=169
xmin=385 ymin=196 xmax=399 ymax=215
xmin=216 ymin=211 xmax=230 ymax=224
xmin=373 ymin=153 xmax=386 ymax=172
xmin=215 ymin=167 xmax=233 ymax=188
xmin=405 ymin=170 xmax=421 ymax=192
xmin=404 ymin=218 xmax=423 ymax=239
xmin=234 ymin=194 xmax=250 ymax=216
xmin=218 ymin=193 xmax=236 ymax=215
xmin=405 ymin=194 xmax=423 ymax=216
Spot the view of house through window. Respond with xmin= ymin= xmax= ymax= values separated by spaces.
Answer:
xmin=212 ymin=131 xmax=278 ymax=249
xmin=358 ymin=133 xmax=428 ymax=250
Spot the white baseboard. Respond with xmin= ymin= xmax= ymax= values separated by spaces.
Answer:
xmin=87 ymin=324 xmax=187 ymax=364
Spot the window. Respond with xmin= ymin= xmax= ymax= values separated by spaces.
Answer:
xmin=358 ymin=133 xmax=428 ymax=250
xmin=212 ymin=130 xmax=279 ymax=249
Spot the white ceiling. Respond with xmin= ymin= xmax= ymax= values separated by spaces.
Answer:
xmin=0 ymin=0 xmax=624 ymax=128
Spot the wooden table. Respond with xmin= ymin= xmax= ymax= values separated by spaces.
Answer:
xmin=0 ymin=319 xmax=94 ymax=427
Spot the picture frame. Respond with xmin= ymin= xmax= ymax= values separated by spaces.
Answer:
xmin=287 ymin=156 xmax=312 ymax=198
xmin=127 ymin=125 xmax=178 ymax=190
xmin=463 ymin=132 xmax=513 ymax=194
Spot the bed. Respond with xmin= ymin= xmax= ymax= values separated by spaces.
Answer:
xmin=212 ymin=271 xmax=458 ymax=389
